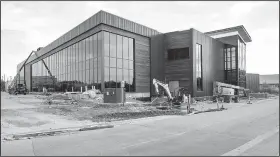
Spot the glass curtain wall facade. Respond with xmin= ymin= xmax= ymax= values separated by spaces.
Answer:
xmin=32 ymin=32 xmax=103 ymax=92
xmin=196 ymin=43 xmax=203 ymax=91
xmin=17 ymin=67 xmax=25 ymax=85
xmin=104 ymin=31 xmax=135 ymax=92
xmin=224 ymin=45 xmax=237 ymax=85
xmin=238 ymin=39 xmax=246 ymax=88
xmin=31 ymin=31 xmax=135 ymax=92
xmin=15 ymin=67 xmax=25 ymax=89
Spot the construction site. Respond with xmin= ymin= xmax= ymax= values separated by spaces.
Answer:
xmin=2 ymin=10 xmax=275 ymax=141
xmin=1 ymin=8 xmax=279 ymax=156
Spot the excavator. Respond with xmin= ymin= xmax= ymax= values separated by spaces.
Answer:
xmin=152 ymin=78 xmax=188 ymax=109
xmin=8 ymin=48 xmax=56 ymax=95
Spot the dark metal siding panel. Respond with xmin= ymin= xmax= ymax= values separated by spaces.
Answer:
xmin=79 ymin=21 xmax=85 ymax=35
xmin=85 ymin=18 xmax=90 ymax=32
xmin=135 ymin=40 xmax=150 ymax=93
xmin=192 ymin=29 xmax=225 ymax=97
xmin=246 ymin=73 xmax=260 ymax=92
xmin=164 ymin=30 xmax=193 ymax=95
xmin=150 ymin=34 xmax=165 ymax=96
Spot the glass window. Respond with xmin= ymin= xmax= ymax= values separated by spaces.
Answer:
xmin=129 ymin=60 xmax=133 ymax=70
xmin=123 ymin=59 xmax=129 ymax=69
xmin=82 ymin=61 xmax=86 ymax=70
xmin=79 ymin=70 xmax=83 ymax=83
xmin=98 ymin=58 xmax=101 ymax=82
xmin=90 ymin=68 xmax=94 ymax=84
xmin=102 ymin=32 xmax=135 ymax=91
xmin=93 ymin=34 xmax=97 ymax=58
xmin=65 ymin=49 xmax=68 ymax=74
xmin=94 ymin=68 xmax=97 ymax=83
xmin=104 ymin=57 xmax=109 ymax=67
xmin=86 ymin=60 xmax=90 ymax=70
xmin=168 ymin=48 xmax=189 ymax=60
xmin=78 ymin=41 xmax=82 ymax=62
xmin=104 ymin=32 xmax=109 ymax=57
xmin=129 ymin=69 xmax=134 ymax=92
xmin=82 ymin=70 xmax=85 ymax=83
xmin=232 ymin=61 xmax=236 ymax=69
xmin=75 ymin=71 xmax=78 ymax=82
xmin=71 ymin=45 xmax=74 ymax=65
xmin=117 ymin=58 xmax=122 ymax=69
xmin=71 ymin=70 xmax=74 ymax=82
xmin=97 ymin=32 xmax=102 ymax=57
xmin=89 ymin=36 xmax=93 ymax=59
xmin=94 ymin=58 xmax=97 ymax=69
xmin=123 ymin=69 xmax=129 ymax=83
xmin=104 ymin=67 xmax=109 ymax=87
xmin=82 ymin=39 xmax=86 ymax=61
xmin=110 ymin=33 xmax=117 ymax=58
xmin=75 ymin=43 xmax=78 ymax=63
xmin=89 ymin=58 xmax=94 ymax=69
xmin=231 ymin=49 xmax=236 ymax=61
xmin=78 ymin=62 xmax=82 ymax=71
xmin=117 ymin=68 xmax=123 ymax=82
xmin=110 ymin=57 xmax=116 ymax=68
xmin=117 ymin=35 xmax=123 ymax=59
xmin=227 ymin=61 xmax=231 ymax=70
xmin=68 ymin=73 xmax=71 ymax=82
xmin=123 ymin=69 xmax=129 ymax=92
xmin=110 ymin=67 xmax=116 ymax=88
xmin=129 ymin=38 xmax=134 ymax=60
xmin=86 ymin=69 xmax=90 ymax=84
xmin=85 ymin=38 xmax=90 ymax=60
xmin=73 ymin=58 xmax=76 ymax=72
xmin=123 ymin=37 xmax=129 ymax=59
xmin=196 ymin=43 xmax=203 ymax=91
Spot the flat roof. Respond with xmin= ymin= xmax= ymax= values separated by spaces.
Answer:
xmin=205 ymin=25 xmax=252 ymax=43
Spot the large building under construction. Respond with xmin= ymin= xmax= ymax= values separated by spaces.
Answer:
xmin=16 ymin=10 xmax=252 ymax=97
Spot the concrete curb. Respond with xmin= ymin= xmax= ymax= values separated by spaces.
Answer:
xmin=2 ymin=124 xmax=114 ymax=141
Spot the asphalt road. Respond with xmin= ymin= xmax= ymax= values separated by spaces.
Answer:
xmin=1 ymin=98 xmax=279 ymax=156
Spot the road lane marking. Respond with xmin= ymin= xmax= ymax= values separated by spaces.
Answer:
xmin=221 ymin=126 xmax=279 ymax=156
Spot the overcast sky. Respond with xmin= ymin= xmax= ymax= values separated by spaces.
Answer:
xmin=1 ymin=1 xmax=279 ymax=79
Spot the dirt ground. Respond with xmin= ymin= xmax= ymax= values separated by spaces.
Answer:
xmin=2 ymin=91 xmax=272 ymax=139
xmin=1 ymin=92 xmax=185 ymax=139
xmin=1 ymin=92 xmax=94 ymax=138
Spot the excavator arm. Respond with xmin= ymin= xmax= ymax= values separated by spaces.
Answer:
xmin=152 ymin=78 xmax=173 ymax=101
